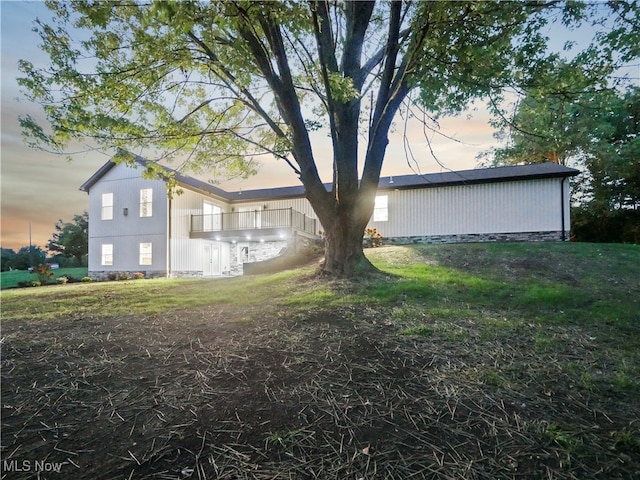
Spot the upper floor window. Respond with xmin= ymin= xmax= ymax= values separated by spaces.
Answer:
xmin=101 ymin=244 xmax=113 ymax=266
xmin=140 ymin=188 xmax=153 ymax=217
xmin=139 ymin=242 xmax=152 ymax=265
xmin=373 ymin=195 xmax=388 ymax=222
xmin=101 ymin=193 xmax=114 ymax=220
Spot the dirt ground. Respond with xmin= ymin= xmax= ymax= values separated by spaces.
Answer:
xmin=2 ymin=296 xmax=639 ymax=479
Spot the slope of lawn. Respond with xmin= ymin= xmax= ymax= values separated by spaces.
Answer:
xmin=0 ymin=267 xmax=88 ymax=289
xmin=1 ymin=242 xmax=639 ymax=480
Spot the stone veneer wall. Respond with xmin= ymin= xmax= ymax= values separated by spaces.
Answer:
xmin=88 ymin=270 xmax=168 ymax=281
xmin=382 ymin=231 xmax=565 ymax=245
xmin=230 ymin=240 xmax=288 ymax=276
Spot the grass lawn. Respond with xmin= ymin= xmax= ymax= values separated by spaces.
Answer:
xmin=0 ymin=267 xmax=88 ymax=289
xmin=1 ymin=243 xmax=639 ymax=479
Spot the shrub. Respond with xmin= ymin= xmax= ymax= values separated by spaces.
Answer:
xmin=32 ymin=263 xmax=54 ymax=284
xmin=117 ymin=271 xmax=133 ymax=281
xmin=364 ymin=228 xmax=383 ymax=248
xmin=107 ymin=272 xmax=118 ymax=281
xmin=133 ymin=272 xmax=145 ymax=280
xmin=30 ymin=280 xmax=41 ymax=287
xmin=81 ymin=276 xmax=93 ymax=282
xmin=56 ymin=276 xmax=69 ymax=285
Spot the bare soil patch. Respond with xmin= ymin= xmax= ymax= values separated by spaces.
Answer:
xmin=2 ymin=297 xmax=638 ymax=479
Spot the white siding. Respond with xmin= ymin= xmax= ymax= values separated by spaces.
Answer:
xmin=169 ymin=187 xmax=231 ymax=275
xmin=85 ymin=160 xmax=572 ymax=277
xmin=87 ymin=163 xmax=168 ymax=274
xmin=367 ymin=178 xmax=565 ymax=238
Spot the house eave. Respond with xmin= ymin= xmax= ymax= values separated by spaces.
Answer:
xmin=376 ymin=168 xmax=580 ymax=192
xmin=79 ymin=161 xmax=118 ymax=193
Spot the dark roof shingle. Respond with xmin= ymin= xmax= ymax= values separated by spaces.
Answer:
xmin=81 ymin=157 xmax=579 ymax=202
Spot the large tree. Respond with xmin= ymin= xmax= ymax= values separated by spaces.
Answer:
xmin=47 ymin=211 xmax=89 ymax=265
xmin=19 ymin=0 xmax=638 ymax=275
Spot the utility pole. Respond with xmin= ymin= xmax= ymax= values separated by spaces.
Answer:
xmin=29 ymin=221 xmax=33 ymax=268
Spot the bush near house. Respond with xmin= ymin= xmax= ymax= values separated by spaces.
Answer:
xmin=364 ymin=227 xmax=383 ymax=247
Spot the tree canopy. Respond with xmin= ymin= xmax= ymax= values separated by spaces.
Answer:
xmin=47 ymin=211 xmax=89 ymax=265
xmin=8 ymin=246 xmax=47 ymax=271
xmin=488 ymin=70 xmax=639 ymax=242
xmin=19 ymin=0 xmax=639 ymax=273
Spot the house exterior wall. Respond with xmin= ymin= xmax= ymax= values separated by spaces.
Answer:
xmin=87 ymin=163 xmax=169 ymax=278
xmin=169 ymin=187 xmax=231 ymax=276
xmin=83 ymin=159 xmax=575 ymax=279
xmin=367 ymin=177 xmax=569 ymax=242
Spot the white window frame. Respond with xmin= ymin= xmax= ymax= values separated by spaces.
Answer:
xmin=373 ymin=195 xmax=388 ymax=222
xmin=101 ymin=244 xmax=113 ymax=266
xmin=140 ymin=188 xmax=153 ymax=217
xmin=139 ymin=242 xmax=152 ymax=266
xmin=101 ymin=193 xmax=114 ymax=220
xmin=203 ymin=201 xmax=222 ymax=231
xmin=238 ymin=243 xmax=250 ymax=263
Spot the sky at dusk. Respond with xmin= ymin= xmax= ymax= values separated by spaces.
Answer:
xmin=0 ymin=1 xmax=627 ymax=253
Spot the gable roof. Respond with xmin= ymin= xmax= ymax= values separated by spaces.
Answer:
xmin=80 ymin=156 xmax=579 ymax=202
xmin=79 ymin=155 xmax=230 ymax=200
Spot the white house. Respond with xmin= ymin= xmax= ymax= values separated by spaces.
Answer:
xmin=80 ymin=157 xmax=578 ymax=278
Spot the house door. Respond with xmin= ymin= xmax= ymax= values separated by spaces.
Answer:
xmin=203 ymin=244 xmax=221 ymax=276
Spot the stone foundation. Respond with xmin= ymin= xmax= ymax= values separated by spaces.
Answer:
xmin=88 ymin=270 xmax=168 ymax=281
xmin=382 ymin=231 xmax=566 ymax=245
xmin=169 ymin=271 xmax=204 ymax=278
xmin=230 ymin=240 xmax=288 ymax=276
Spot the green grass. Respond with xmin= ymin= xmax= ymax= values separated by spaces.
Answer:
xmin=0 ymin=268 xmax=303 ymax=321
xmin=0 ymin=267 xmax=88 ymax=289
xmin=1 ymin=242 xmax=639 ymax=478
xmin=2 ymin=243 xmax=638 ymax=329
xmin=365 ymin=242 xmax=640 ymax=327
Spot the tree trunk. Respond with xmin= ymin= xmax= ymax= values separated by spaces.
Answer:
xmin=321 ymin=223 xmax=374 ymax=276
xmin=318 ymin=198 xmax=377 ymax=277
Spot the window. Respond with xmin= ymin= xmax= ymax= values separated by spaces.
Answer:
xmin=139 ymin=242 xmax=152 ymax=265
xmin=203 ymin=201 xmax=222 ymax=231
xmin=140 ymin=188 xmax=153 ymax=217
xmin=101 ymin=193 xmax=113 ymax=220
xmin=101 ymin=244 xmax=113 ymax=266
xmin=239 ymin=244 xmax=250 ymax=263
xmin=373 ymin=195 xmax=388 ymax=222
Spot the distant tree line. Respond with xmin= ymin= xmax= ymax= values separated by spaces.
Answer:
xmin=1 ymin=212 xmax=88 ymax=271
xmin=486 ymin=60 xmax=639 ymax=244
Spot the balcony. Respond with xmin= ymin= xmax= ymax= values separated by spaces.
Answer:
xmin=190 ymin=208 xmax=318 ymax=242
